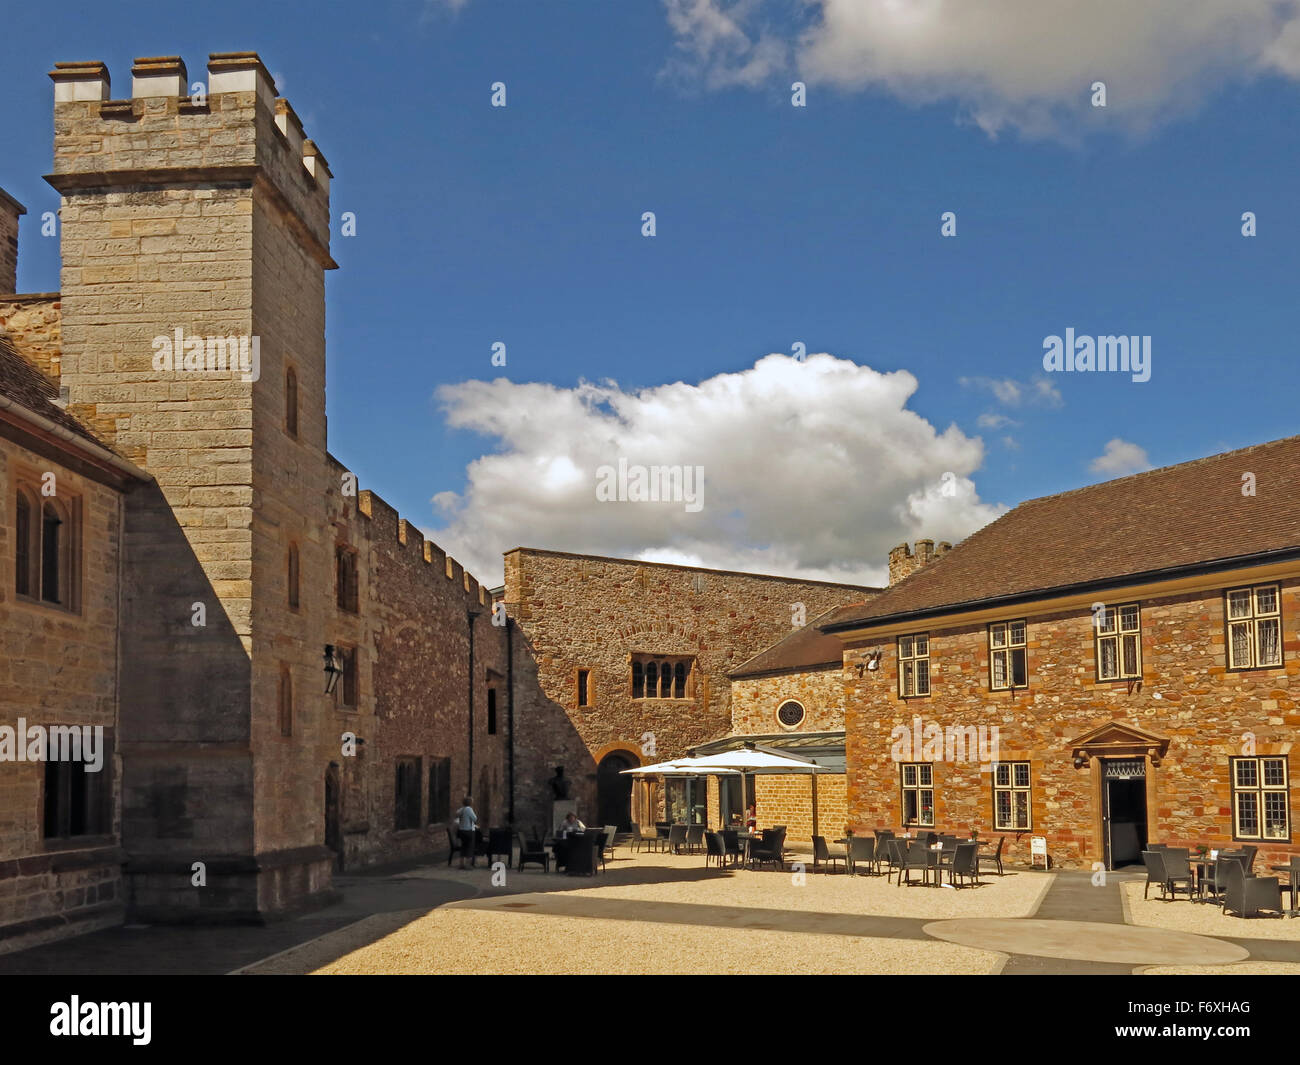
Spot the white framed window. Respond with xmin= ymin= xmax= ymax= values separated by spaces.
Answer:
xmin=897 ymin=634 xmax=930 ymax=697
xmin=1095 ymin=603 xmax=1141 ymax=681
xmin=1231 ymin=756 xmax=1289 ymax=841
xmin=989 ymin=620 xmax=1027 ymax=691
xmin=900 ymin=763 xmax=934 ymax=826
xmin=1226 ymin=585 xmax=1282 ymax=670
xmin=992 ymin=761 xmax=1031 ymax=830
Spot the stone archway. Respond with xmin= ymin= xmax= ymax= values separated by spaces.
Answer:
xmin=596 ymin=750 xmax=639 ymax=831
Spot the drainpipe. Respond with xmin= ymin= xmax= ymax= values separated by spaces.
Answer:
xmin=506 ymin=615 xmax=515 ymax=826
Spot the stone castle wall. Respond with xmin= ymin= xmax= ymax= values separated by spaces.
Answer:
xmin=504 ymin=548 xmax=872 ymax=833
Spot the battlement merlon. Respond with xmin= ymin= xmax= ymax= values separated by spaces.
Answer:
xmin=46 ymin=53 xmax=335 ymax=269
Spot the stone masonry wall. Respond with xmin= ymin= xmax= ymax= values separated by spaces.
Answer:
xmin=843 ymin=571 xmax=1300 ymax=870
xmin=0 ymin=435 xmax=124 ymax=951
xmin=327 ymin=478 xmax=508 ymax=869
xmin=0 ymin=297 xmax=62 ymax=381
xmin=504 ymin=548 xmax=872 ymax=834
xmin=731 ymin=667 xmax=847 ymax=843
xmin=730 ymin=668 xmax=845 ymax=734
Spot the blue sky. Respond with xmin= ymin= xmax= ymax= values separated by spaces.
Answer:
xmin=3 ymin=1 xmax=1299 ymax=585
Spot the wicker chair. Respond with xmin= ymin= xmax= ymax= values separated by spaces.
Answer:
xmin=812 ymin=835 xmax=846 ymax=874
xmin=704 ymin=831 xmax=727 ymax=869
xmin=1220 ymin=856 xmax=1283 ymax=918
xmin=950 ymin=842 xmax=980 ymax=888
xmin=516 ymin=831 xmax=549 ymax=873
xmin=977 ymin=835 xmax=1006 ymax=877
xmin=1141 ymin=850 xmax=1192 ymax=901
xmin=896 ymin=840 xmax=931 ymax=887
xmin=848 ymin=836 xmax=879 ymax=876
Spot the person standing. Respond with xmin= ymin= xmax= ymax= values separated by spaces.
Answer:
xmin=455 ymin=795 xmax=478 ymax=869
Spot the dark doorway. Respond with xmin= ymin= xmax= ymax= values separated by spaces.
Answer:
xmin=1103 ymin=760 xmax=1147 ymax=869
xmin=324 ymin=765 xmax=343 ymax=872
xmin=597 ymin=752 xmax=636 ymax=830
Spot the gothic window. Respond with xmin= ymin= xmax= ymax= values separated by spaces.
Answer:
xmin=630 ymin=655 xmax=694 ymax=699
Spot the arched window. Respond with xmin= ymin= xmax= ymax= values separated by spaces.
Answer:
xmin=674 ymin=662 xmax=686 ymax=699
xmin=285 ymin=367 xmax=299 ymax=438
xmin=41 ymin=501 xmax=64 ymax=604
xmin=287 ymin=542 xmax=300 ymax=610
xmin=631 ymin=661 xmax=644 ymax=699
xmin=278 ymin=666 xmax=293 ymax=737
xmin=644 ymin=662 xmax=659 ymax=699
xmin=14 ymin=489 xmax=33 ymax=597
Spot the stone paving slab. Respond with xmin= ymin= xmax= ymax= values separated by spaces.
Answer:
xmin=923 ymin=918 xmax=1250 ymax=966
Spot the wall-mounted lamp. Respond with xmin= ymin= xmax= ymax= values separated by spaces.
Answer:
xmin=856 ymin=650 xmax=883 ymax=678
xmin=323 ymin=644 xmax=343 ymax=695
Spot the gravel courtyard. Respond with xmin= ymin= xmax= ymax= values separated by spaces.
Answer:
xmin=242 ymin=850 xmax=1053 ymax=975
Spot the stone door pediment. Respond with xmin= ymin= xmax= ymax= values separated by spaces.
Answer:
xmin=1069 ymin=720 xmax=1171 ymax=769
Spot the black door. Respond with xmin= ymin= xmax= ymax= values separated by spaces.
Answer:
xmin=596 ymin=753 xmax=635 ymax=830
xmin=325 ymin=765 xmax=343 ymax=872
xmin=1103 ymin=767 xmax=1147 ymax=869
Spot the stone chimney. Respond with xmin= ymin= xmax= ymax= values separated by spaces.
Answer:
xmin=0 ymin=187 xmax=26 ymax=295
xmin=888 ymin=539 xmax=953 ymax=586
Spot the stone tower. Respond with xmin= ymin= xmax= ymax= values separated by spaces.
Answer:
xmin=47 ymin=53 xmax=338 ymax=919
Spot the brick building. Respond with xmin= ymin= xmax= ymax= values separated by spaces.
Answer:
xmin=825 ymin=436 xmax=1300 ymax=871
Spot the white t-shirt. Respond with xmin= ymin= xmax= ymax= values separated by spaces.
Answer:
xmin=456 ymin=806 xmax=478 ymax=832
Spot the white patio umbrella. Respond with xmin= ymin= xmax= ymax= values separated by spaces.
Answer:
xmin=684 ymin=748 xmax=832 ymax=839
xmin=685 ymin=749 xmax=830 ymax=775
xmin=620 ymin=757 xmax=739 ymax=777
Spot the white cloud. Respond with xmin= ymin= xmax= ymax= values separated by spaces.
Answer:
xmin=961 ymin=375 xmax=1061 ymax=408
xmin=427 ymin=353 xmax=1005 ymax=587
xmin=1089 ymin=437 xmax=1152 ymax=476
xmin=976 ymin=412 xmax=1015 ymax=430
xmin=660 ymin=0 xmax=790 ymax=89
xmin=1001 ymin=435 xmax=1020 ymax=451
xmin=420 ymin=0 xmax=470 ymax=21
xmin=662 ymin=0 xmax=1300 ymax=138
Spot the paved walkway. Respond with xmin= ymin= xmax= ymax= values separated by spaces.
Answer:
xmin=0 ymin=855 xmax=478 ymax=975
xmin=1 ymin=860 xmax=1297 ymax=974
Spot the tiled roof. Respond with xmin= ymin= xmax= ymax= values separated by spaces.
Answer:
xmin=731 ymin=602 xmax=872 ymax=676
xmin=0 ymin=331 xmax=105 ymax=447
xmin=825 ymin=435 xmax=1300 ymax=630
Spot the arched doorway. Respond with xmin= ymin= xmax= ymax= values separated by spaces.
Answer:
xmin=596 ymin=752 xmax=637 ymax=830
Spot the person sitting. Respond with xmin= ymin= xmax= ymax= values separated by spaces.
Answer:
xmin=557 ymin=812 xmax=586 ymax=838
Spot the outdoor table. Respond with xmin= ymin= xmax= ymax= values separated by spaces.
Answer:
xmin=1268 ymin=865 xmax=1300 ymax=915
xmin=834 ymin=838 xmax=852 ymax=874
xmin=735 ymin=832 xmax=756 ymax=867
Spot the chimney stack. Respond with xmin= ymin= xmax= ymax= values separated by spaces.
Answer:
xmin=0 ymin=187 xmax=26 ymax=295
xmin=888 ymin=539 xmax=953 ymax=586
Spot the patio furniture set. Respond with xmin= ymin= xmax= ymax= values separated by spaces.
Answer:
xmin=632 ymin=823 xmax=786 ymax=868
xmin=1141 ymin=845 xmax=1300 ymax=918
xmin=820 ymin=831 xmax=1006 ymax=887
xmin=447 ymin=825 xmax=621 ymax=877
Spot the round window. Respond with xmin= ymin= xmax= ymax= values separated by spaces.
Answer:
xmin=776 ymin=700 xmax=805 ymax=729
